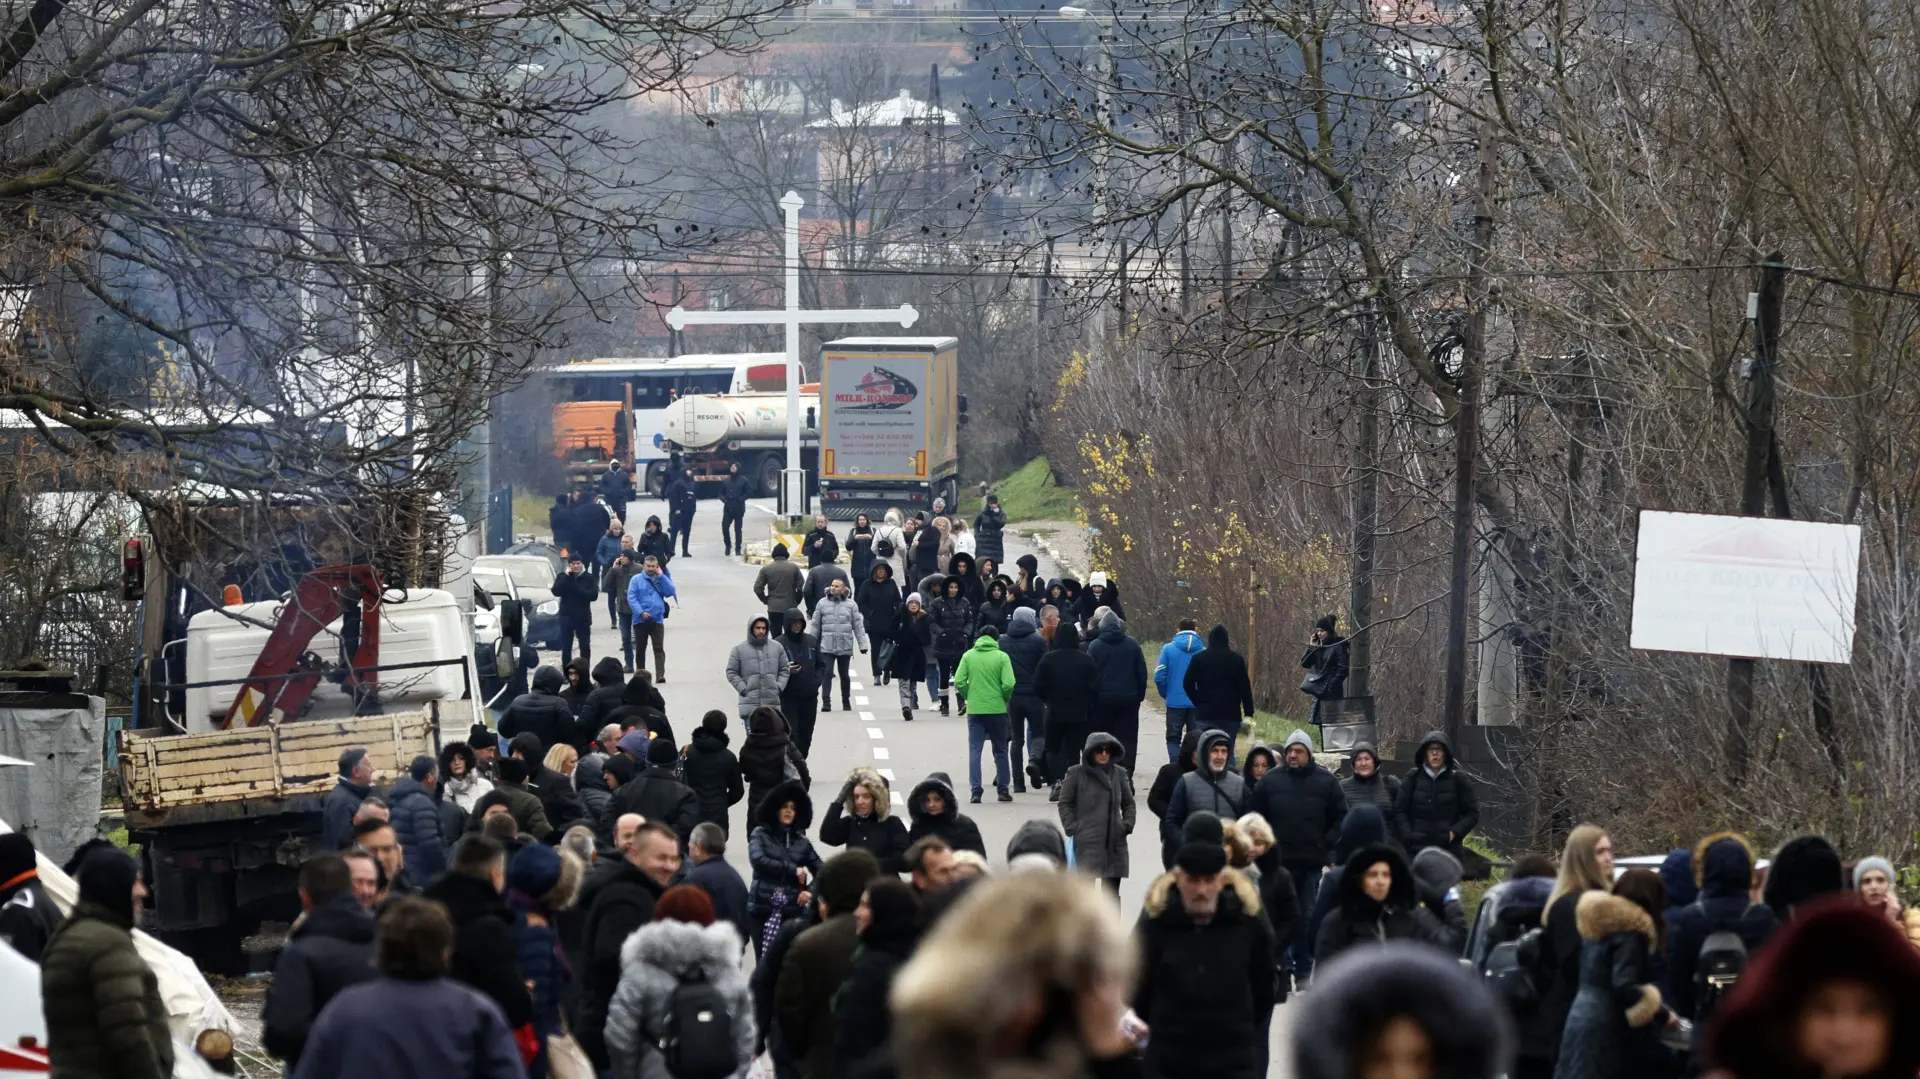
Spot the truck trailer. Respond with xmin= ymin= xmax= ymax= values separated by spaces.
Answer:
xmin=817 ymin=337 xmax=963 ymax=521
xmin=656 ymin=390 xmax=821 ymax=498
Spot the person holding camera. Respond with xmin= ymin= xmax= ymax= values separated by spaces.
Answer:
xmin=551 ymin=556 xmax=598 ymax=668
xmin=602 ymin=542 xmax=640 ymax=671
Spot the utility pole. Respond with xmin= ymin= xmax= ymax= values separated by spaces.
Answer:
xmin=1727 ymin=255 xmax=1786 ymax=780
xmin=1443 ymin=109 xmax=1496 ymax=746
xmin=1349 ymin=304 xmax=1380 ymax=699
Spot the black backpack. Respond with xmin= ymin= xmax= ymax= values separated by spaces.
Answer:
xmin=659 ymin=965 xmax=736 ymax=1079
xmin=1695 ymin=923 xmax=1750 ymax=1019
xmin=1485 ymin=927 xmax=1545 ymax=1013
xmin=876 ymin=536 xmax=896 ymax=559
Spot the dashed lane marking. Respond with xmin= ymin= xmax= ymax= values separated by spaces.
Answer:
xmin=859 ymin=711 xmax=875 ymax=722
xmin=854 ymin=696 xmax=870 ymax=706
xmin=866 ymin=727 xmax=884 ymax=739
xmin=872 ymin=747 xmax=890 ymax=760
xmin=878 ymin=768 xmax=895 ymax=781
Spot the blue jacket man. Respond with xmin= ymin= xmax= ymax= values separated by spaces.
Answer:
xmin=625 ymin=561 xmax=677 ymax=624
xmin=1154 ymin=622 xmax=1206 ymax=764
xmin=387 ymin=756 xmax=447 ymax=884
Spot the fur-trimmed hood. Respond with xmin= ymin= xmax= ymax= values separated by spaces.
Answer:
xmin=842 ymin=766 xmax=892 ymax=822
xmin=618 ymin=917 xmax=744 ymax=979
xmin=1575 ymin=890 xmax=1656 ymax=946
xmin=1294 ymin=944 xmax=1511 ymax=1079
xmin=1143 ymin=866 xmax=1263 ymax=919
xmin=756 ymin=778 xmax=813 ymax=832
xmin=1692 ymin=830 xmax=1757 ymax=895
xmin=909 ymin=772 xmax=962 ymax=826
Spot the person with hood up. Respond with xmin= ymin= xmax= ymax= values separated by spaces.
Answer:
xmin=809 ymin=576 xmax=868 ymax=714
xmin=1302 ymin=803 xmax=1390 ymax=964
xmin=1313 ymin=843 xmax=1444 ymax=965
xmin=972 ymin=494 xmax=1007 ymax=564
xmin=551 ymin=555 xmax=599 ymax=668
xmin=778 ymin=609 xmax=823 ymax=756
xmin=1554 ymin=868 xmax=1675 ymax=1079
xmin=748 ymin=779 xmax=823 ymax=958
xmin=831 ymin=877 xmax=921 ymax=1073
xmin=1292 ymin=943 xmax=1513 ymax=1079
xmin=573 ymin=753 xmax=613 ymax=836
xmin=739 ymin=706 xmax=809 ymax=824
xmin=1134 ymin=827 xmax=1276 ymax=1079
xmin=1183 ymin=623 xmax=1256 ymax=743
xmin=1252 ymin=729 xmax=1348 ymax=979
xmin=1299 ymin=614 xmax=1350 ymax=725
xmin=40 ymin=848 xmax=173 ymax=1079
xmin=560 ymin=656 xmax=594 ymax=716
xmin=504 ymin=843 xmax=584 ymax=1079
xmin=0 ymin=834 xmax=59 ymax=962
xmin=1086 ymin=610 xmax=1148 ymax=771
xmin=1001 ymin=606 xmax=1049 ymax=794
xmin=635 ymin=514 xmax=673 ymax=569
xmin=417 ymin=834 xmax=536 ymax=1032
xmin=1394 ymin=729 xmax=1479 ymax=857
xmin=604 ymin=884 xmax=757 ymax=1079
xmin=1410 ymin=846 xmax=1470 ymax=955
xmin=682 ymin=710 xmax=746 ymax=836
xmin=499 ymin=665 xmax=577 ymax=755
xmin=953 ymin=626 xmax=1017 ymax=803
xmin=612 ymin=739 xmax=699 ymax=841
xmin=1705 ymin=894 xmax=1920 ymax=1079
xmin=624 ymin=553 xmax=676 ymax=682
xmin=664 ymin=467 xmax=698 ymax=557
xmin=1057 ymin=731 xmax=1136 ymax=893
xmin=1666 ymin=831 xmax=1778 ymax=1025
xmin=727 ymin=615 xmax=790 ymax=726
xmin=1340 ymin=741 xmax=1399 ymax=820
xmin=905 ymin=772 xmax=986 ymax=856
xmin=595 ymin=523 xmax=626 ymax=609
xmin=754 ymin=544 xmax=805 ymax=620
xmin=1154 ymin=619 xmax=1206 ymax=765
xmin=549 ymin=492 xmax=576 ymax=558
xmin=323 ymin=748 xmax=374 ymax=850
xmin=928 ymin=575 xmax=976 ymax=716
xmin=387 ymin=755 xmax=448 ymax=884
xmin=942 ymin=550 xmax=984 ymax=606
xmin=974 ymin=578 xmax=1013 ymax=638
xmin=599 ymin=460 xmax=634 ymax=524
xmin=1763 ymin=834 xmax=1846 ymax=922
xmin=911 ymin=511 xmax=942 ymax=578
xmin=819 ymin=767 xmax=910 ymax=873
xmin=845 ymin=512 xmax=877 ymax=583
xmin=1241 ymin=742 xmax=1277 ymax=788
xmin=887 ymin=592 xmax=934 ymax=720
xmin=1148 ymin=730 xmax=1203 ymax=870
xmin=1005 ymin=818 xmax=1070 ymax=870
xmin=262 ymin=854 xmax=377 ymax=1071
xmin=1033 ymin=621 xmax=1099 ymax=799
xmin=576 ymin=656 xmax=631 ymax=745
xmin=1164 ymin=728 xmax=1248 ymax=853
xmin=856 ymin=561 xmax=903 ymax=686
xmin=719 ymin=461 xmax=753 ymax=555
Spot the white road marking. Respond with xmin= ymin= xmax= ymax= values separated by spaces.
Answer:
xmin=854 ymin=696 xmax=869 ymax=706
xmin=878 ymin=768 xmax=895 ymax=781
xmin=890 ymin=791 xmax=904 ymax=805
xmin=859 ymin=711 xmax=875 ymax=722
xmin=872 ymin=747 xmax=890 ymax=760
xmin=850 ymin=681 xmax=865 ymax=691
xmin=866 ymin=727 xmax=884 ymax=739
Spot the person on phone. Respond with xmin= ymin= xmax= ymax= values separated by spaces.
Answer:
xmin=779 ymin=610 xmax=823 ymax=758
xmin=625 ymin=554 xmax=676 ymax=682
xmin=551 ymin=556 xmax=597 ymax=668
xmin=602 ymin=543 xmax=639 ymax=671
xmin=1299 ymin=615 xmax=1350 ymax=726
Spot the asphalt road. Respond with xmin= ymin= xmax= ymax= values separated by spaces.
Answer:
xmin=542 ymin=495 xmax=1298 ymax=1076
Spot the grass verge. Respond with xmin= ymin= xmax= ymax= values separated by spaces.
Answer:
xmin=989 ymin=458 xmax=1079 ymax=523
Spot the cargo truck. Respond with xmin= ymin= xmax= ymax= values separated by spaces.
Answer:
xmin=817 ymin=337 xmax=963 ymax=521
xmin=657 ymin=390 xmax=821 ymax=498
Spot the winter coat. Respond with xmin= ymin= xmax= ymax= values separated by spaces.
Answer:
xmin=41 ymin=899 xmax=174 ymax=1079
xmin=1312 ymin=845 xmax=1445 ymax=965
xmin=1393 ymin=730 xmax=1480 ymax=854
xmin=1339 ymin=746 xmax=1400 ymax=822
xmin=1252 ymin=759 xmax=1348 ymax=865
xmin=927 ymin=594 xmax=975 ymax=660
xmin=779 ymin=625 xmax=822 ymax=698
xmin=808 ymin=594 xmax=868 ymax=656
xmin=577 ymin=860 xmax=666 ymax=1069
xmin=322 ymin=777 xmax=370 ymax=851
xmin=1165 ymin=728 xmax=1247 ymax=848
xmin=1135 ymin=868 xmax=1275 ymax=1079
xmin=974 ymin=596 xmax=1013 ymax=637
xmin=818 ymin=768 xmax=910 ymax=873
xmin=1149 ymin=731 xmax=1202 ymax=869
xmin=776 ymin=912 xmax=862 ymax=1079
xmin=526 ymin=757 xmax=589 ymax=836
xmin=802 ymin=527 xmax=839 ymax=568
xmin=636 ymin=522 xmax=673 ymax=568
xmin=1153 ymin=630 xmax=1205 ymax=708
xmin=905 ymin=773 xmax=986 ymax=855
xmin=499 ymin=667 xmax=577 ymax=755
xmin=287 ymin=976 xmax=522 ymax=1079
xmin=552 ymin=568 xmax=599 ymax=626
xmin=726 ymin=619 xmax=790 ymax=715
xmin=885 ymin=608 xmax=932 ymax=680
xmin=560 ymin=659 xmax=594 ymax=718
xmin=575 ymin=756 xmax=614 ymax=837
xmin=0 ymin=875 xmax=60 ymax=963
xmin=718 ymin=470 xmax=753 ymax=510
xmin=1299 ymin=636 xmax=1350 ymax=699
xmin=739 ymin=709 xmax=809 ymax=823
xmin=1073 ymin=582 xmax=1123 ymax=629
xmin=682 ymin=726 xmax=746 ymax=833
xmin=1292 ymin=946 xmax=1512 ymax=1079
xmin=625 ymin=566 xmax=675 ymax=625
xmin=509 ymin=904 xmax=571 ymax=1078
xmin=953 ymin=635 xmax=1016 ymax=713
xmin=912 ymin=525 xmax=941 ymax=578
xmin=577 ymin=658 xmax=631 ymax=743
xmin=1556 ymin=892 xmax=1668 ymax=1079
xmin=1666 ymin=833 xmax=1777 ymax=1020
xmin=604 ymin=920 xmax=757 ymax=1079
xmin=804 ymin=563 xmax=850 ymax=614
xmin=972 ymin=502 xmax=1007 ymax=564
xmin=855 ymin=571 xmax=902 ymax=647
xmin=468 ymin=781 xmax=553 ymax=842
xmin=1086 ymin=613 xmax=1147 ymax=703
xmin=387 ymin=775 xmax=447 ymax=883
xmin=747 ymin=780 xmax=823 ymax=923
xmin=664 ymin=476 xmax=698 ymax=523
xmin=612 ymin=765 xmax=700 ymax=841
xmin=603 ymin=557 xmax=638 ymax=617
xmin=685 ymin=856 xmax=754 ymax=949
xmin=753 ymin=558 xmax=806 ymax=615
xmin=595 ymin=533 xmax=624 ymax=570
xmin=418 ymin=872 xmax=534 ymax=1028
xmin=1522 ymin=889 xmax=1599 ymax=1064
xmin=831 ymin=929 xmax=916 ymax=1074
xmin=1001 ymin=614 xmax=1048 ymax=695
xmin=1057 ymin=732 xmax=1135 ymax=879
xmin=1183 ymin=625 xmax=1255 ymax=729
xmin=846 ymin=526 xmax=876 ymax=583
xmin=1302 ymin=805 xmax=1392 ymax=962
xmin=262 ymin=894 xmax=377 ymax=1069
xmin=1033 ymin=630 xmax=1099 ymax=730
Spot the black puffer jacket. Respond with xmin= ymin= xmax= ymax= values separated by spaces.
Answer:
xmin=1251 ymin=754 xmax=1348 ymax=865
xmin=817 ymin=768 xmax=910 ymax=873
xmin=682 ymin=724 xmax=746 ymax=833
xmin=1033 ymin=624 xmax=1098 ymax=728
xmin=498 ymin=666 xmax=576 ymax=755
xmin=1312 ymin=844 xmax=1444 ymax=965
xmin=1392 ymin=730 xmax=1480 ymax=854
xmin=1183 ymin=624 xmax=1255 ymax=729
xmin=1086 ymin=612 xmax=1147 ymax=703
xmin=261 ymin=894 xmax=376 ymax=1068
xmin=928 ymin=591 xmax=976 ymax=660
xmin=1135 ymin=867 xmax=1275 ymax=1079
xmin=575 ymin=657 xmax=630 ymax=745
xmin=418 ymin=871 xmax=534 ymax=1028
xmin=612 ymin=764 xmax=699 ymax=841
xmin=856 ymin=568 xmax=902 ymax=645
xmin=905 ymin=772 xmax=985 ymax=855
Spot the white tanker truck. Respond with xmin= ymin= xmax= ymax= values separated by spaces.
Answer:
xmin=654 ymin=391 xmax=822 ymax=499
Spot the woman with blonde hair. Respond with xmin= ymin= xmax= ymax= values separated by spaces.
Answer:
xmin=1518 ymin=824 xmax=1613 ymax=1079
xmin=892 ymin=873 xmax=1141 ymax=1079
xmin=542 ymin=743 xmax=578 ymax=784
xmin=934 ymin=516 xmax=956 ymax=567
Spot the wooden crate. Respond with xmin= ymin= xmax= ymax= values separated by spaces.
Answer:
xmin=120 ymin=705 xmax=440 ymax=810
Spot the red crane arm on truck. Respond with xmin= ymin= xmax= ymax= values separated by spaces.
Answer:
xmin=219 ymin=565 xmax=384 ymax=728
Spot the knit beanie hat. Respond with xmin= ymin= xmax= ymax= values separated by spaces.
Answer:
xmin=1854 ymin=856 xmax=1896 ymax=891
xmin=507 ymin=843 xmax=562 ymax=899
xmin=1183 ymin=811 xmax=1225 ymax=846
xmin=648 ymin=738 xmax=680 ymax=766
xmin=76 ymin=847 xmax=138 ymax=924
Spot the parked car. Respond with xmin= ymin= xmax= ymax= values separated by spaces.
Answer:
xmin=474 ymin=555 xmax=562 ymax=649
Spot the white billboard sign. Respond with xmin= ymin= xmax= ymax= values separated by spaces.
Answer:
xmin=1629 ymin=510 xmax=1861 ymax=664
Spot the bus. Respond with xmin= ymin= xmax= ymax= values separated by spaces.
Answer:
xmin=545 ymin=352 xmax=785 ymax=491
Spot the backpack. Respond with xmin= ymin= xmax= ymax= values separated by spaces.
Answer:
xmin=659 ymin=965 xmax=736 ymax=1079
xmin=1485 ymin=927 xmax=1544 ymax=1013
xmin=876 ymin=536 xmax=896 ymax=559
xmin=1695 ymin=924 xmax=1750 ymax=1019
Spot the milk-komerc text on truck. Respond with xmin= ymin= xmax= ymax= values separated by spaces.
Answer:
xmin=817 ymin=337 xmax=963 ymax=521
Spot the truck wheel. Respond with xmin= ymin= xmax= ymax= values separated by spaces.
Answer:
xmin=645 ymin=463 xmax=669 ymax=499
xmin=939 ymin=477 xmax=960 ymax=513
xmin=755 ymin=455 xmax=783 ymax=499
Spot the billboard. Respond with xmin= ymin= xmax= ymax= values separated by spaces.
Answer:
xmin=822 ymin=351 xmax=932 ymax=480
xmin=1629 ymin=510 xmax=1862 ymax=664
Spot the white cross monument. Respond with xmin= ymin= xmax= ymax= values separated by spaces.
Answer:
xmin=664 ymin=191 xmax=919 ymax=524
